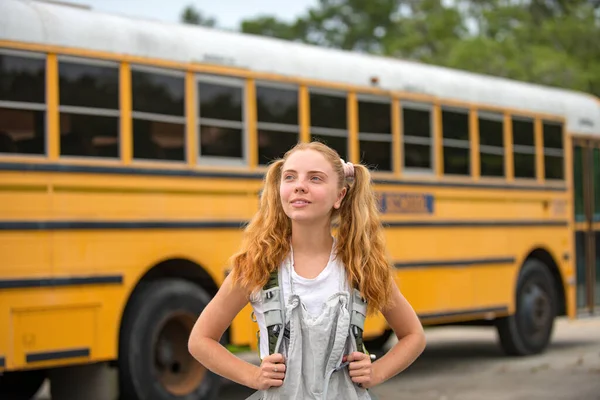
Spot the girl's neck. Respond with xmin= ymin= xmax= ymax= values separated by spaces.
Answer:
xmin=290 ymin=220 xmax=333 ymax=256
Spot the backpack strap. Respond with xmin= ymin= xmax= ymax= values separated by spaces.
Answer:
xmin=261 ymin=269 xmax=286 ymax=355
xmin=350 ymin=288 xmax=368 ymax=354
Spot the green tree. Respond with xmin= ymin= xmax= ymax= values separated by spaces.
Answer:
xmin=180 ymin=4 xmax=217 ymax=27
xmin=238 ymin=0 xmax=600 ymax=96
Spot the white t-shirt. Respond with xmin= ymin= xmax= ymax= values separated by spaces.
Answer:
xmin=249 ymin=240 xmax=348 ymax=359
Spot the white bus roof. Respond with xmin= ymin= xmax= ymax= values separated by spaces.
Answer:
xmin=2 ymin=0 xmax=599 ymax=136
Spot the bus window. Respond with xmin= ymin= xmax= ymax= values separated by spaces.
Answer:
xmin=309 ymin=89 xmax=348 ymax=160
xmin=132 ymin=67 xmax=185 ymax=162
xmin=358 ymin=95 xmax=392 ymax=172
xmin=402 ymin=102 xmax=433 ymax=172
xmin=58 ymin=57 xmax=120 ymax=159
xmin=197 ymin=76 xmax=245 ymax=162
xmin=0 ymin=51 xmax=46 ymax=156
xmin=512 ymin=116 xmax=536 ymax=179
xmin=542 ymin=120 xmax=564 ymax=180
xmin=478 ymin=111 xmax=505 ymax=177
xmin=256 ymin=83 xmax=299 ymax=165
xmin=442 ymin=106 xmax=470 ymax=176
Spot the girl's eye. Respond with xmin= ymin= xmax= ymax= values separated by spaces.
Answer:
xmin=311 ymin=176 xmax=321 ymax=181
xmin=284 ymin=175 xmax=294 ymax=180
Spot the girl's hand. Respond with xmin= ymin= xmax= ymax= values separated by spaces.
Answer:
xmin=345 ymin=352 xmax=373 ymax=388
xmin=254 ymin=353 xmax=286 ymax=390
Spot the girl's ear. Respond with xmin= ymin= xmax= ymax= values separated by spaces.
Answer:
xmin=333 ymin=187 xmax=347 ymax=209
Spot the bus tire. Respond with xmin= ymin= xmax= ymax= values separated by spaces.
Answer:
xmin=0 ymin=369 xmax=46 ymax=400
xmin=119 ymin=278 xmax=222 ymax=400
xmin=496 ymin=259 xmax=557 ymax=356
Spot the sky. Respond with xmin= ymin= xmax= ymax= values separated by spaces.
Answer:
xmin=72 ymin=0 xmax=316 ymax=30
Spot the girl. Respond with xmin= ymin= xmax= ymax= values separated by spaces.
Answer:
xmin=188 ymin=141 xmax=426 ymax=399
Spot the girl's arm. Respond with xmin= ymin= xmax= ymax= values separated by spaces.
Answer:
xmin=188 ymin=273 xmax=261 ymax=389
xmin=369 ymin=284 xmax=426 ymax=386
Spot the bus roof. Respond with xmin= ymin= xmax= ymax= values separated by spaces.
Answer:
xmin=2 ymin=0 xmax=600 ymax=136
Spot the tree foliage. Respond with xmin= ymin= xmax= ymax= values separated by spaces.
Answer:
xmin=180 ymin=4 xmax=217 ymax=27
xmin=236 ymin=0 xmax=600 ymax=96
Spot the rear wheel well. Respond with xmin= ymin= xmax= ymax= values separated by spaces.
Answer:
xmin=119 ymin=258 xmax=224 ymax=352
xmin=524 ymin=248 xmax=566 ymax=316
xmin=137 ymin=258 xmax=220 ymax=298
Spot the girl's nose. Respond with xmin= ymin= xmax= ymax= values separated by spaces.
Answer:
xmin=294 ymin=178 xmax=307 ymax=193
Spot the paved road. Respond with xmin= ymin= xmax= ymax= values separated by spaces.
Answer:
xmin=36 ymin=316 xmax=600 ymax=400
xmin=218 ymin=316 xmax=600 ymax=400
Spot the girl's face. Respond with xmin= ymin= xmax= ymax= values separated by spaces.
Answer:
xmin=280 ymin=149 xmax=346 ymax=224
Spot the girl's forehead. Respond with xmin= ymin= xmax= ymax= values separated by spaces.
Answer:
xmin=284 ymin=149 xmax=332 ymax=169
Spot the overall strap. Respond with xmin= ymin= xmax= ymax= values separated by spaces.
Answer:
xmin=261 ymin=269 xmax=286 ymax=355
xmin=350 ymin=288 xmax=368 ymax=354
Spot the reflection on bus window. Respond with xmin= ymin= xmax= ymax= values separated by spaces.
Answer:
xmin=58 ymin=58 xmax=120 ymax=159
xmin=543 ymin=121 xmax=564 ymax=180
xmin=0 ymin=108 xmax=45 ymax=155
xmin=60 ymin=113 xmax=119 ymax=158
xmin=479 ymin=112 xmax=505 ymax=177
xmin=59 ymin=61 xmax=119 ymax=109
xmin=256 ymin=84 xmax=299 ymax=165
xmin=132 ymin=67 xmax=186 ymax=162
xmin=200 ymin=125 xmax=243 ymax=159
xmin=442 ymin=108 xmax=470 ymax=176
xmin=198 ymin=79 xmax=245 ymax=161
xmin=403 ymin=105 xmax=433 ymax=171
xmin=512 ymin=117 xmax=536 ymax=179
xmin=309 ymin=90 xmax=347 ymax=159
xmin=358 ymin=97 xmax=392 ymax=172
xmin=0 ymin=52 xmax=46 ymax=156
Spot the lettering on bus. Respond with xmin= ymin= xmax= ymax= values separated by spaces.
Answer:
xmin=378 ymin=192 xmax=434 ymax=214
xmin=551 ymin=199 xmax=567 ymax=217
xmin=200 ymin=53 xmax=238 ymax=66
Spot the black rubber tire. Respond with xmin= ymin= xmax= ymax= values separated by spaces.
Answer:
xmin=496 ymin=259 xmax=557 ymax=356
xmin=119 ymin=278 xmax=222 ymax=400
xmin=0 ymin=369 xmax=46 ymax=400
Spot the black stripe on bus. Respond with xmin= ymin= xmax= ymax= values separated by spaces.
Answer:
xmin=394 ymin=257 xmax=515 ymax=269
xmin=0 ymin=162 xmax=566 ymax=191
xmin=374 ymin=178 xmax=566 ymax=192
xmin=419 ymin=306 xmax=509 ymax=321
xmin=384 ymin=220 xmax=568 ymax=228
xmin=0 ymin=161 xmax=265 ymax=180
xmin=0 ymin=220 xmax=567 ymax=231
xmin=0 ymin=275 xmax=123 ymax=290
xmin=0 ymin=221 xmax=247 ymax=231
xmin=0 ymin=356 xmax=4 ymax=368
xmin=26 ymin=348 xmax=90 ymax=363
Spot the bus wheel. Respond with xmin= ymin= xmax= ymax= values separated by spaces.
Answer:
xmin=496 ymin=259 xmax=557 ymax=356
xmin=119 ymin=278 xmax=221 ymax=400
xmin=0 ymin=369 xmax=46 ymax=400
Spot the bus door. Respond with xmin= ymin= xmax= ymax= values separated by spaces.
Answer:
xmin=573 ymin=139 xmax=600 ymax=315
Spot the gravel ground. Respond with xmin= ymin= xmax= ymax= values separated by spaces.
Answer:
xmin=36 ymin=316 xmax=600 ymax=400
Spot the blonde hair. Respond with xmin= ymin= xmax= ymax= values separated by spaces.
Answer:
xmin=229 ymin=141 xmax=394 ymax=313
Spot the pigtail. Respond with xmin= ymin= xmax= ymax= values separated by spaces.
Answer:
xmin=336 ymin=164 xmax=394 ymax=314
xmin=229 ymin=159 xmax=291 ymax=293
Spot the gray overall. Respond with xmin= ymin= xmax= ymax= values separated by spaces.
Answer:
xmin=246 ymin=263 xmax=374 ymax=400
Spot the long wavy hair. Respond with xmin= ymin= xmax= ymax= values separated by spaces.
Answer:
xmin=229 ymin=141 xmax=394 ymax=313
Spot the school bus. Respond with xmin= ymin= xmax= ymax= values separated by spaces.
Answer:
xmin=1 ymin=0 xmax=599 ymax=399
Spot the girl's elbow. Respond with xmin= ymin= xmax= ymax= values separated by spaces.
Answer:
xmin=414 ymin=329 xmax=427 ymax=354
xmin=187 ymin=335 xmax=198 ymax=359
xmin=187 ymin=330 xmax=204 ymax=361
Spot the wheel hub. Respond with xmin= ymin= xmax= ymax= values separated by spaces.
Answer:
xmin=153 ymin=312 xmax=206 ymax=396
xmin=521 ymin=282 xmax=551 ymax=336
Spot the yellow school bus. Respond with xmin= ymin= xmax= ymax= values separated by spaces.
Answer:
xmin=1 ymin=0 xmax=599 ymax=399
